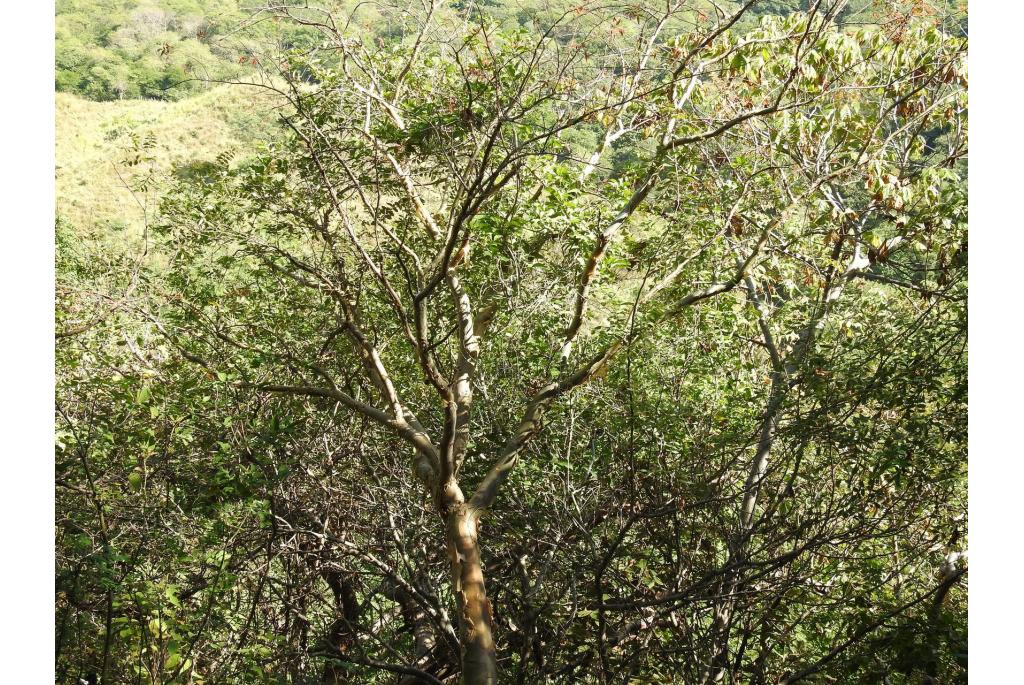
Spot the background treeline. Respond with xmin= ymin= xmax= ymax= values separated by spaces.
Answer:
xmin=57 ymin=0 xmax=896 ymax=101
xmin=58 ymin=0 xmax=244 ymax=100
xmin=53 ymin=0 xmax=887 ymax=238
xmin=56 ymin=0 xmax=329 ymax=100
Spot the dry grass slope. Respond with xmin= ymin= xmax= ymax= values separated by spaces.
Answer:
xmin=56 ymin=85 xmax=280 ymax=239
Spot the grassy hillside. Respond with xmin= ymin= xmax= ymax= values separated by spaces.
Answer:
xmin=56 ymin=84 xmax=280 ymax=239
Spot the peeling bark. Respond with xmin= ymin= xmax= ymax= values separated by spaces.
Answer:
xmin=446 ymin=503 xmax=497 ymax=685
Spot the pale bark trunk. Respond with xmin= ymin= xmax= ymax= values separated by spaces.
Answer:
xmin=922 ymin=553 xmax=965 ymax=684
xmin=384 ymin=579 xmax=444 ymax=685
xmin=446 ymin=503 xmax=497 ymax=685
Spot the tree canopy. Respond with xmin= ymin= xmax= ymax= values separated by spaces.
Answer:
xmin=56 ymin=1 xmax=967 ymax=683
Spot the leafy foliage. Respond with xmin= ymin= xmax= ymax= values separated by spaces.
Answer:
xmin=56 ymin=2 xmax=967 ymax=684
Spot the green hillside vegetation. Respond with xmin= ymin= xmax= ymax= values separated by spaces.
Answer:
xmin=55 ymin=0 xmax=330 ymax=101
xmin=57 ymin=0 xmax=250 ymax=100
xmin=54 ymin=0 xmax=890 ymax=240
xmin=56 ymin=1 xmax=885 ymax=102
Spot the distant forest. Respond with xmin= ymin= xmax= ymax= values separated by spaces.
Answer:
xmin=56 ymin=0 xmax=898 ymax=101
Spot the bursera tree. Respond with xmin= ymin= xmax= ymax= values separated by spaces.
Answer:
xmin=145 ymin=1 xmax=967 ymax=682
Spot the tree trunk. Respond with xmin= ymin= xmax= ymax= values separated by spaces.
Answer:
xmin=322 ymin=570 xmax=360 ymax=684
xmin=446 ymin=503 xmax=497 ymax=685
xmin=382 ymin=575 xmax=449 ymax=685
xmin=922 ymin=554 xmax=965 ymax=684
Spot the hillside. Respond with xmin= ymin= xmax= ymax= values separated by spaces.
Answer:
xmin=56 ymin=85 xmax=280 ymax=238
xmin=54 ymin=0 xmax=892 ymax=241
xmin=56 ymin=0 xmax=257 ymax=101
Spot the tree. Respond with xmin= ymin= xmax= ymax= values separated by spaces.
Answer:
xmin=58 ymin=0 xmax=967 ymax=683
